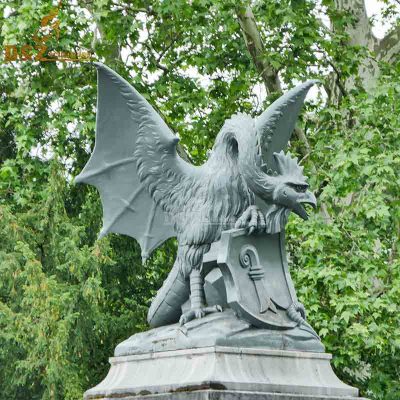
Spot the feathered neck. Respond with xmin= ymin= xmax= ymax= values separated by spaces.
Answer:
xmin=207 ymin=113 xmax=277 ymax=200
xmin=264 ymin=204 xmax=290 ymax=233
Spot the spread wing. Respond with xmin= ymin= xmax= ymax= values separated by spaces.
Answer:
xmin=255 ymin=80 xmax=317 ymax=172
xmin=75 ymin=63 xmax=197 ymax=261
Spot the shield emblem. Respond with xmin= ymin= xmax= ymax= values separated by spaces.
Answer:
xmin=211 ymin=228 xmax=300 ymax=329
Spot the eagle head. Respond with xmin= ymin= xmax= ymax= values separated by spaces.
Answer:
xmin=270 ymin=151 xmax=316 ymax=220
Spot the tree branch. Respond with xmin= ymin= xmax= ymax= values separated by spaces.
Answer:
xmin=85 ymin=2 xmax=122 ymax=65
xmin=376 ymin=24 xmax=400 ymax=64
xmin=235 ymin=5 xmax=281 ymax=95
xmin=314 ymin=47 xmax=348 ymax=100
xmin=142 ymin=42 xmax=169 ymax=73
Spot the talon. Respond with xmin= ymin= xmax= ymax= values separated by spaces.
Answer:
xmin=179 ymin=310 xmax=194 ymax=326
xmin=195 ymin=309 xmax=205 ymax=319
xmin=179 ymin=305 xmax=222 ymax=325
xmin=203 ymin=304 xmax=223 ymax=313
xmin=258 ymin=212 xmax=266 ymax=232
xmin=235 ymin=217 xmax=244 ymax=229
xmin=237 ymin=206 xmax=266 ymax=235
xmin=296 ymin=302 xmax=306 ymax=320
xmin=249 ymin=209 xmax=258 ymax=227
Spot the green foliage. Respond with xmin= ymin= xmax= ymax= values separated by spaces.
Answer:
xmin=0 ymin=1 xmax=399 ymax=399
xmin=288 ymin=74 xmax=400 ymax=399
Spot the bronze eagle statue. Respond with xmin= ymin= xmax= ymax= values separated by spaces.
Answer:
xmin=76 ymin=63 xmax=317 ymax=327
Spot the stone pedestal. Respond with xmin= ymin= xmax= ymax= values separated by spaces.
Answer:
xmin=84 ymin=346 xmax=364 ymax=400
xmin=86 ymin=391 xmax=366 ymax=400
xmin=84 ymin=231 xmax=365 ymax=400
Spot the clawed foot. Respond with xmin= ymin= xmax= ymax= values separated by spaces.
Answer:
xmin=179 ymin=305 xmax=222 ymax=325
xmin=235 ymin=205 xmax=265 ymax=234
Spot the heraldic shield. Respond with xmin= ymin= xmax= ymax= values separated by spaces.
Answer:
xmin=206 ymin=228 xmax=316 ymax=333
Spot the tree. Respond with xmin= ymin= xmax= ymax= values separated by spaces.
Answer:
xmin=0 ymin=1 xmax=399 ymax=399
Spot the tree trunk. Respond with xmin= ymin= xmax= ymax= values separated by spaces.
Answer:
xmin=236 ymin=5 xmax=281 ymax=95
xmin=330 ymin=0 xmax=400 ymax=99
xmin=332 ymin=0 xmax=379 ymax=95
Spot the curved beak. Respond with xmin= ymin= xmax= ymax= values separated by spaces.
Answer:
xmin=293 ymin=191 xmax=317 ymax=220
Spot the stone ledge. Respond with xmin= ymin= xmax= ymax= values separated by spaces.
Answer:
xmin=84 ymin=347 xmax=361 ymax=400
xmin=111 ymin=346 xmax=331 ymax=363
xmin=90 ymin=389 xmax=368 ymax=400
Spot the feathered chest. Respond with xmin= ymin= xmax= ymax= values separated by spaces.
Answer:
xmin=173 ymin=166 xmax=253 ymax=245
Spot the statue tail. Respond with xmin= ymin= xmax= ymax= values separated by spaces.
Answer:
xmin=147 ymin=260 xmax=189 ymax=328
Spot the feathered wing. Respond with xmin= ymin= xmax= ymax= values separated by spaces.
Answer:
xmin=255 ymin=80 xmax=317 ymax=172
xmin=76 ymin=63 xmax=198 ymax=261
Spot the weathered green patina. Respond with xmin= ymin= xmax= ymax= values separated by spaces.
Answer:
xmin=76 ymin=63 xmax=318 ymax=334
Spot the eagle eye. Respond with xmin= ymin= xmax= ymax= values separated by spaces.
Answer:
xmin=288 ymin=183 xmax=308 ymax=193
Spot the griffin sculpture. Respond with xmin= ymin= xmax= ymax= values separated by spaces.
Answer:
xmin=76 ymin=63 xmax=317 ymax=328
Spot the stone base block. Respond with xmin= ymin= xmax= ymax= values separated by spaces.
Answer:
xmin=84 ymin=347 xmax=363 ymax=400
xmin=91 ymin=389 xmax=367 ymax=399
